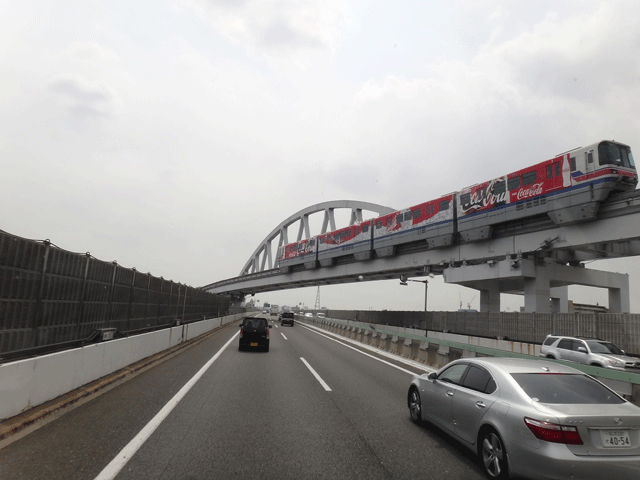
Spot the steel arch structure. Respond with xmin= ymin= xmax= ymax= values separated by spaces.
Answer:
xmin=240 ymin=200 xmax=395 ymax=276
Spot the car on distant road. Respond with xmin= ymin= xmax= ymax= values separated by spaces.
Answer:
xmin=280 ymin=311 xmax=294 ymax=326
xmin=408 ymin=357 xmax=640 ymax=480
xmin=239 ymin=317 xmax=271 ymax=352
xmin=304 ymin=313 xmax=313 ymax=318
xmin=540 ymin=335 xmax=640 ymax=370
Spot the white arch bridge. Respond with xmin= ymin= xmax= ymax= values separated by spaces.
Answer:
xmin=202 ymin=192 xmax=640 ymax=314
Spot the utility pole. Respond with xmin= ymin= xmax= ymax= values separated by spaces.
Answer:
xmin=314 ymin=286 xmax=321 ymax=311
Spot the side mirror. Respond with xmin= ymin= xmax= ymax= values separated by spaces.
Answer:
xmin=577 ymin=346 xmax=587 ymax=353
xmin=428 ymin=372 xmax=437 ymax=381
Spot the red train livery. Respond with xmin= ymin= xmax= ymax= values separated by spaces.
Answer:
xmin=278 ymin=140 xmax=637 ymax=269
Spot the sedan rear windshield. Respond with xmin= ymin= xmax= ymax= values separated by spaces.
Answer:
xmin=511 ymin=373 xmax=625 ymax=404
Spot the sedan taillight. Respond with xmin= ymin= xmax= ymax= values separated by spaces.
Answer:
xmin=524 ymin=417 xmax=583 ymax=445
xmin=239 ymin=327 xmax=244 ymax=338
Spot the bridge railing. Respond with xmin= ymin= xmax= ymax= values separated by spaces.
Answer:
xmin=0 ymin=229 xmax=230 ymax=359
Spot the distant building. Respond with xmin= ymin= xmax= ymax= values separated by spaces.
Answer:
xmin=568 ymin=301 xmax=608 ymax=314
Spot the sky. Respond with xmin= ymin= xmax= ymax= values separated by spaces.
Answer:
xmin=2 ymin=0 xmax=640 ymax=313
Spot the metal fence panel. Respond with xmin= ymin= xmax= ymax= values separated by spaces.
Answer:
xmin=0 ymin=230 xmax=230 ymax=356
xmin=327 ymin=310 xmax=640 ymax=356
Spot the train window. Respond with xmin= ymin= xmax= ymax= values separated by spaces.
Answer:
xmin=492 ymin=181 xmax=505 ymax=195
xmin=599 ymin=142 xmax=636 ymax=168
xmin=404 ymin=211 xmax=412 ymax=221
xmin=412 ymin=208 xmax=421 ymax=219
xmin=396 ymin=214 xmax=403 ymax=224
xmin=460 ymin=193 xmax=470 ymax=205
xmin=522 ymin=171 xmax=537 ymax=186
xmin=375 ymin=220 xmax=382 ymax=229
xmin=310 ymin=239 xmax=315 ymax=246
xmin=570 ymin=157 xmax=576 ymax=171
xmin=555 ymin=163 xmax=561 ymax=177
xmin=546 ymin=165 xmax=553 ymax=179
xmin=586 ymin=150 xmax=593 ymax=164
xmin=508 ymin=176 xmax=521 ymax=190
xmin=439 ymin=200 xmax=449 ymax=210
xmin=362 ymin=224 xmax=369 ymax=233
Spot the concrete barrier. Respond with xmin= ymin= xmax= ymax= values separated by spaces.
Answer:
xmin=0 ymin=314 xmax=244 ymax=421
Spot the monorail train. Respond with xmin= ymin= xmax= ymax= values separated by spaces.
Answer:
xmin=277 ymin=140 xmax=637 ymax=270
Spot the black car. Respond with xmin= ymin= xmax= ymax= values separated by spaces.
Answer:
xmin=239 ymin=317 xmax=271 ymax=351
xmin=280 ymin=311 xmax=294 ymax=326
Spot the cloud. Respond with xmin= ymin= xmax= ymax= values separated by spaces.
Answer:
xmin=48 ymin=73 xmax=116 ymax=118
xmin=190 ymin=0 xmax=346 ymax=58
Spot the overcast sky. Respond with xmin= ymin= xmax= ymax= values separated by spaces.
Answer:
xmin=2 ymin=0 xmax=639 ymax=313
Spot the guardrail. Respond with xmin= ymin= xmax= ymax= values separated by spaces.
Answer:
xmin=300 ymin=314 xmax=640 ymax=406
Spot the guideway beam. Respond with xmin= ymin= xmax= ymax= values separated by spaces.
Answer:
xmin=444 ymin=259 xmax=630 ymax=314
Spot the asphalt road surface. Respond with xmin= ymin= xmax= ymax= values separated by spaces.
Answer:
xmin=0 ymin=319 xmax=488 ymax=479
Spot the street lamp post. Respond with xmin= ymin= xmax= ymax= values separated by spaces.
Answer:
xmin=399 ymin=274 xmax=434 ymax=312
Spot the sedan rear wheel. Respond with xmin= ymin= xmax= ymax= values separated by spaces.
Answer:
xmin=408 ymin=388 xmax=422 ymax=424
xmin=480 ymin=430 xmax=508 ymax=479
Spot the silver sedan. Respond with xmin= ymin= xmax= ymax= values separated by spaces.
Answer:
xmin=407 ymin=357 xmax=640 ymax=480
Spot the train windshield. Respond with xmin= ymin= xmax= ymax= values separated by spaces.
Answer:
xmin=598 ymin=141 xmax=636 ymax=169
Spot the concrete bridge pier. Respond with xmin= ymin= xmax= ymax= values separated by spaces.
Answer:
xmin=444 ymin=258 xmax=630 ymax=314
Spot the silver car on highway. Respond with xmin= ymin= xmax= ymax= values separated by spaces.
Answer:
xmin=407 ymin=357 xmax=640 ymax=480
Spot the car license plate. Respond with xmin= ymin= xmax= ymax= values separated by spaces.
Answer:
xmin=601 ymin=430 xmax=631 ymax=448
xmin=250 ymin=342 xmax=258 ymax=347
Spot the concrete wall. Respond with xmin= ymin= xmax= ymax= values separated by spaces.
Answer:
xmin=0 ymin=314 xmax=244 ymax=421
xmin=306 ymin=315 xmax=640 ymax=407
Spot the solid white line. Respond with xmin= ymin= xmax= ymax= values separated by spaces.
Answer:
xmin=93 ymin=331 xmax=240 ymax=480
xmin=300 ymin=323 xmax=435 ymax=375
xmin=300 ymin=357 xmax=332 ymax=391
xmin=280 ymin=332 xmax=288 ymax=340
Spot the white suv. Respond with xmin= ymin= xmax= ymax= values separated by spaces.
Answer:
xmin=540 ymin=335 xmax=640 ymax=370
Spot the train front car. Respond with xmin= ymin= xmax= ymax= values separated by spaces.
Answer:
xmin=456 ymin=140 xmax=638 ymax=242
xmin=372 ymin=194 xmax=455 ymax=257
xmin=277 ymin=238 xmax=318 ymax=272
xmin=317 ymin=220 xmax=373 ymax=267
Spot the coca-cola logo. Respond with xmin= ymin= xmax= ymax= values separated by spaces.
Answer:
xmin=516 ymin=183 xmax=543 ymax=200
xmin=461 ymin=179 xmax=508 ymax=213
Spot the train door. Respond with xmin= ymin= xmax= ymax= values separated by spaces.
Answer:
xmin=583 ymin=147 xmax=596 ymax=174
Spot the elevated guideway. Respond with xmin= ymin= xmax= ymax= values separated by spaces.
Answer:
xmin=203 ymin=190 xmax=640 ymax=313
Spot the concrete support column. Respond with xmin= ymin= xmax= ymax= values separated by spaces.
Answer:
xmin=609 ymin=277 xmax=631 ymax=314
xmin=524 ymin=272 xmax=550 ymax=313
xmin=550 ymin=286 xmax=569 ymax=313
xmin=480 ymin=283 xmax=501 ymax=312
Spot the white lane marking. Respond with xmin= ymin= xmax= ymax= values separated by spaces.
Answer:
xmin=280 ymin=332 xmax=288 ymax=340
xmin=94 ymin=331 xmax=240 ymax=480
xmin=300 ymin=323 xmax=436 ymax=375
xmin=300 ymin=357 xmax=332 ymax=392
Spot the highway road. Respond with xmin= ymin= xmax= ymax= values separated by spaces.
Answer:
xmin=0 ymin=319 xmax=489 ymax=479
